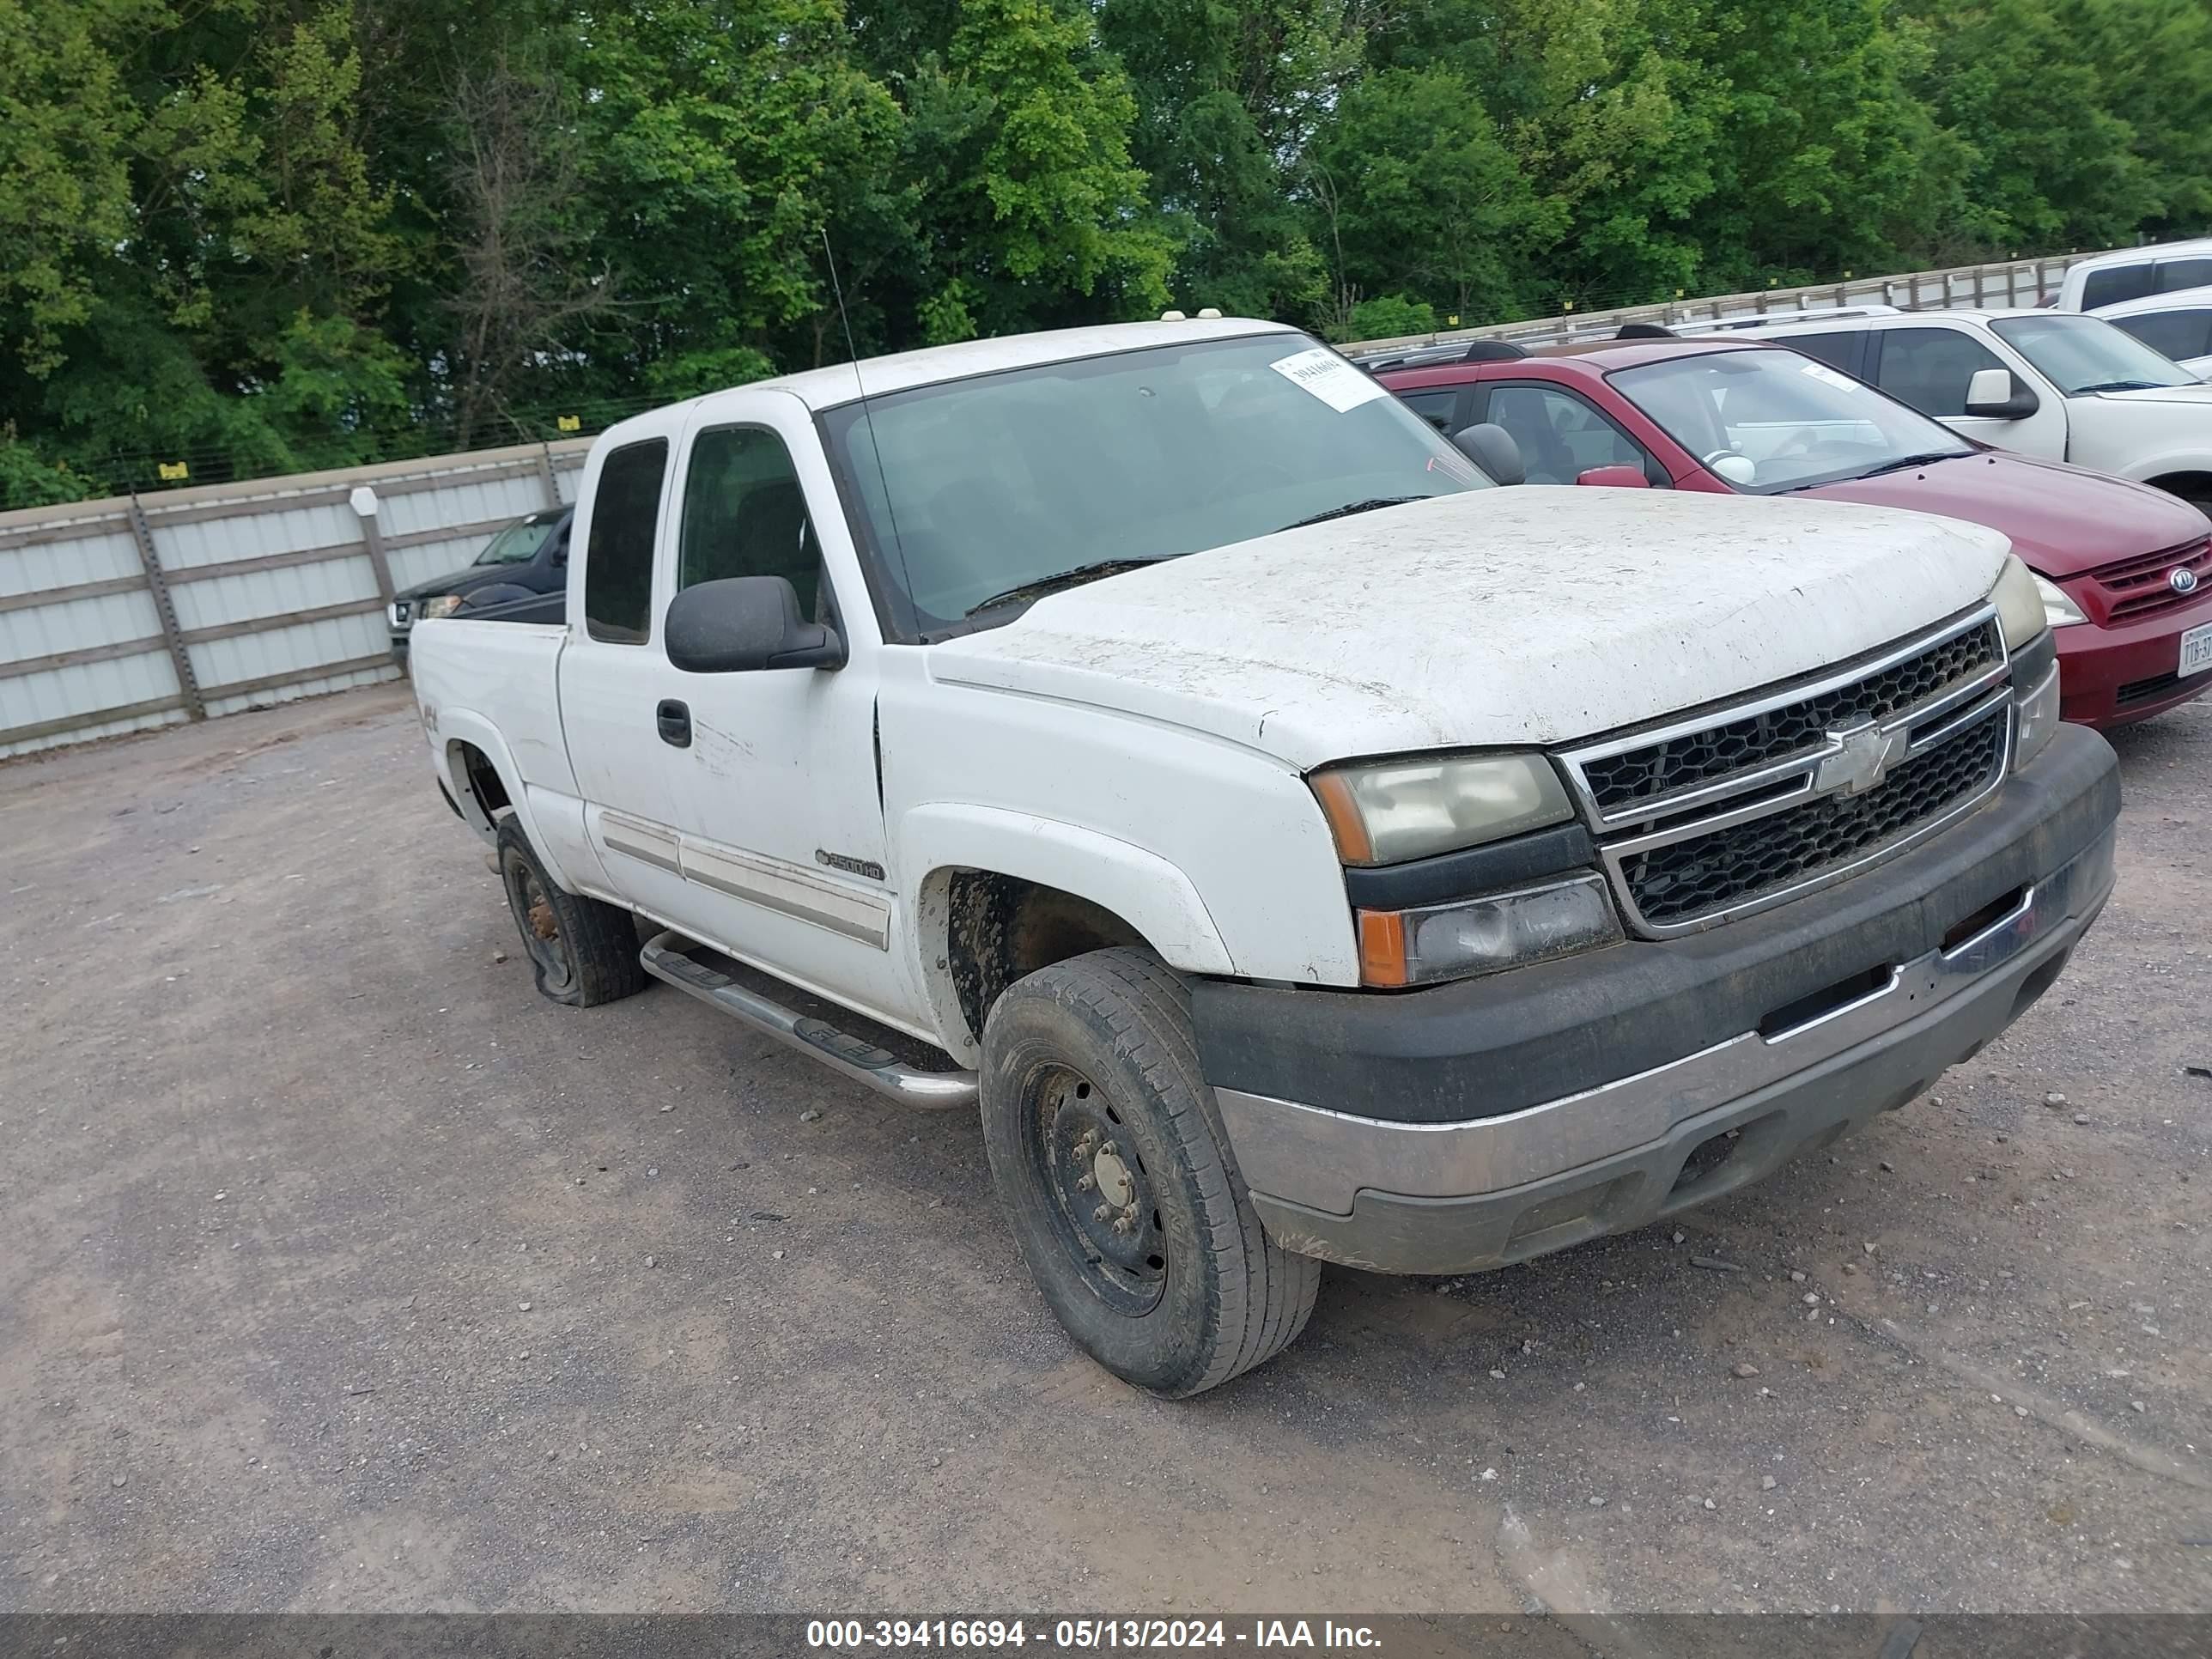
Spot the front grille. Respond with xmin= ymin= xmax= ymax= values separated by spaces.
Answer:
xmin=1581 ymin=619 xmax=2002 ymax=813
xmin=1559 ymin=609 xmax=2014 ymax=937
xmin=2087 ymin=536 xmax=2211 ymax=623
xmin=1620 ymin=708 xmax=2008 ymax=927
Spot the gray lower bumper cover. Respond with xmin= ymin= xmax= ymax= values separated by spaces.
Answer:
xmin=1212 ymin=729 xmax=2118 ymax=1275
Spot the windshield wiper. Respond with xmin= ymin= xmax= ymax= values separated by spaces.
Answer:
xmin=1856 ymin=450 xmax=1967 ymax=478
xmin=2073 ymin=380 xmax=2164 ymax=394
xmin=964 ymin=558 xmax=1170 ymax=617
xmin=1277 ymin=496 xmax=1423 ymax=532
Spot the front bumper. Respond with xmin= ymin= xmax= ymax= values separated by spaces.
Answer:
xmin=2054 ymin=593 xmax=2212 ymax=726
xmin=1196 ymin=724 xmax=2119 ymax=1275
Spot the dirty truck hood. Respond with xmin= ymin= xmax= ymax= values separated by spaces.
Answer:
xmin=926 ymin=489 xmax=2010 ymax=770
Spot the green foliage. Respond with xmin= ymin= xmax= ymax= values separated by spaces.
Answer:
xmin=1343 ymin=295 xmax=1437 ymax=342
xmin=3 ymin=0 xmax=2208 ymax=506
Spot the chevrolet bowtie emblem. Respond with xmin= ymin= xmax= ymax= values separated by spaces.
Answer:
xmin=1816 ymin=721 xmax=1908 ymax=796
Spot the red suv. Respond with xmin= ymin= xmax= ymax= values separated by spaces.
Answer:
xmin=1367 ymin=336 xmax=2212 ymax=728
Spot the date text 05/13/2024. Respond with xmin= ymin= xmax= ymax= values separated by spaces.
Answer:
xmin=806 ymin=1620 xmax=1383 ymax=1650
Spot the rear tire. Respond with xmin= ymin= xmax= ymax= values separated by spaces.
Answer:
xmin=978 ymin=947 xmax=1320 ymax=1397
xmin=495 ymin=814 xmax=647 ymax=1007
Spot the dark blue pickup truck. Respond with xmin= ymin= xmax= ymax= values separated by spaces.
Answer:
xmin=388 ymin=507 xmax=570 ymax=665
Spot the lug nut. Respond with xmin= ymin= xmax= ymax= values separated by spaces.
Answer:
xmin=1076 ymin=1173 xmax=1094 ymax=1192
xmin=1093 ymin=1204 xmax=1112 ymax=1223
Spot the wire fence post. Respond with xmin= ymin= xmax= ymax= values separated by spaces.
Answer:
xmin=537 ymin=442 xmax=563 ymax=507
xmin=125 ymin=491 xmax=207 ymax=721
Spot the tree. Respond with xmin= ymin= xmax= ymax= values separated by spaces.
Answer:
xmin=441 ymin=43 xmax=611 ymax=447
xmin=896 ymin=0 xmax=1172 ymax=339
xmin=1308 ymin=66 xmax=1567 ymax=322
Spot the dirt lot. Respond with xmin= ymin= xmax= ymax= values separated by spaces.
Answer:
xmin=1 ymin=683 xmax=2208 ymax=1617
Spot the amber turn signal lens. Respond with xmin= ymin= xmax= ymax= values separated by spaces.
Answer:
xmin=1310 ymin=770 xmax=1376 ymax=865
xmin=1356 ymin=909 xmax=1408 ymax=988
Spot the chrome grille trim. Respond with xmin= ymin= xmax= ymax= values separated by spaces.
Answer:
xmin=1558 ymin=606 xmax=2013 ymax=939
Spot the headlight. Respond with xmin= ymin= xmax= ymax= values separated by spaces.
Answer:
xmin=1310 ymin=752 xmax=1572 ymax=866
xmin=1993 ymin=554 xmax=2084 ymax=639
xmin=2033 ymin=574 xmax=2087 ymax=629
xmin=1357 ymin=875 xmax=1622 ymax=987
xmin=419 ymin=593 xmax=465 ymax=621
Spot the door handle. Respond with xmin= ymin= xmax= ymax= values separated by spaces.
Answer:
xmin=656 ymin=699 xmax=692 ymax=748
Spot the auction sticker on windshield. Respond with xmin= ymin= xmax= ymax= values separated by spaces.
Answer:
xmin=2181 ymin=620 xmax=2212 ymax=678
xmin=1272 ymin=347 xmax=1387 ymax=412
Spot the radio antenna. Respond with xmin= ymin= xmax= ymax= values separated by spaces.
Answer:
xmin=821 ymin=229 xmax=914 ymax=617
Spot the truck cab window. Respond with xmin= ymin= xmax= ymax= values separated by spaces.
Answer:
xmin=677 ymin=426 xmax=825 ymax=619
xmin=2113 ymin=308 xmax=2212 ymax=362
xmin=1771 ymin=330 xmax=1863 ymax=375
xmin=1873 ymin=328 xmax=2008 ymax=417
xmin=584 ymin=439 xmax=669 ymax=644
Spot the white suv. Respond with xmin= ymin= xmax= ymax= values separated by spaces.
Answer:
xmin=2050 ymin=239 xmax=2212 ymax=313
xmin=1735 ymin=307 xmax=2212 ymax=512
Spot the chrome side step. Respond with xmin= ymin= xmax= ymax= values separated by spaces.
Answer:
xmin=639 ymin=931 xmax=977 ymax=1109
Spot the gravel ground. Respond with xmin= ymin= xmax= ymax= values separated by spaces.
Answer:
xmin=0 ymin=683 xmax=2207 ymax=1616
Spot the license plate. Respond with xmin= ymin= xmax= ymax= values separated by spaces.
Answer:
xmin=2184 ymin=620 xmax=2212 ymax=679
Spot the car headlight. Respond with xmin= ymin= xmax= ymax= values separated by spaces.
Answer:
xmin=2033 ymin=574 xmax=2087 ymax=628
xmin=1357 ymin=875 xmax=1622 ymax=987
xmin=418 ymin=593 xmax=465 ymax=622
xmin=1994 ymin=553 xmax=2086 ymax=636
xmin=1310 ymin=752 xmax=1572 ymax=866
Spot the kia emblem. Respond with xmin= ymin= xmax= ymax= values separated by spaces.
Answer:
xmin=2174 ymin=566 xmax=2201 ymax=595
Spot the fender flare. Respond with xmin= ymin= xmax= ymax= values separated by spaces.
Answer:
xmin=2121 ymin=449 xmax=2212 ymax=486
xmin=434 ymin=710 xmax=579 ymax=893
xmin=898 ymin=802 xmax=1237 ymax=1060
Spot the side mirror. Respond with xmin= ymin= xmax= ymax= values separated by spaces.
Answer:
xmin=665 ymin=575 xmax=844 ymax=672
xmin=1575 ymin=465 xmax=1650 ymax=489
xmin=1964 ymin=367 xmax=2040 ymax=420
xmin=1452 ymin=422 xmax=1524 ymax=487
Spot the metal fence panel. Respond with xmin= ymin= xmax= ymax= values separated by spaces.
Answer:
xmin=0 ymin=436 xmax=590 ymax=758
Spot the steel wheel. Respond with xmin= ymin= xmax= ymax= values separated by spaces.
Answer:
xmin=502 ymin=850 xmax=575 ymax=998
xmin=1026 ymin=1063 xmax=1167 ymax=1316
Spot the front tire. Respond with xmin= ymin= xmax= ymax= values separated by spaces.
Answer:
xmin=979 ymin=948 xmax=1320 ymax=1397
xmin=495 ymin=814 xmax=647 ymax=1007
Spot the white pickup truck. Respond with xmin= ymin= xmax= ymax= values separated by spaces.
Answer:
xmin=410 ymin=317 xmax=2120 ymax=1396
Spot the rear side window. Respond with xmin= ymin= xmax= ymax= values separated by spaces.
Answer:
xmin=1395 ymin=387 xmax=1463 ymax=433
xmin=1872 ymin=327 xmax=2008 ymax=417
xmin=1481 ymin=384 xmax=1667 ymax=486
xmin=584 ymin=439 xmax=669 ymax=644
xmin=677 ymin=426 xmax=827 ymax=620
xmin=2155 ymin=258 xmax=2212 ymax=294
xmin=2081 ymin=264 xmax=2155 ymax=308
xmin=2113 ymin=308 xmax=2212 ymax=363
xmin=1772 ymin=330 xmax=1863 ymax=375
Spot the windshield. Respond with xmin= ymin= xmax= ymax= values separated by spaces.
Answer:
xmin=818 ymin=333 xmax=1485 ymax=635
xmin=1609 ymin=349 xmax=1972 ymax=494
xmin=1989 ymin=314 xmax=2197 ymax=394
xmin=472 ymin=514 xmax=558 ymax=566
